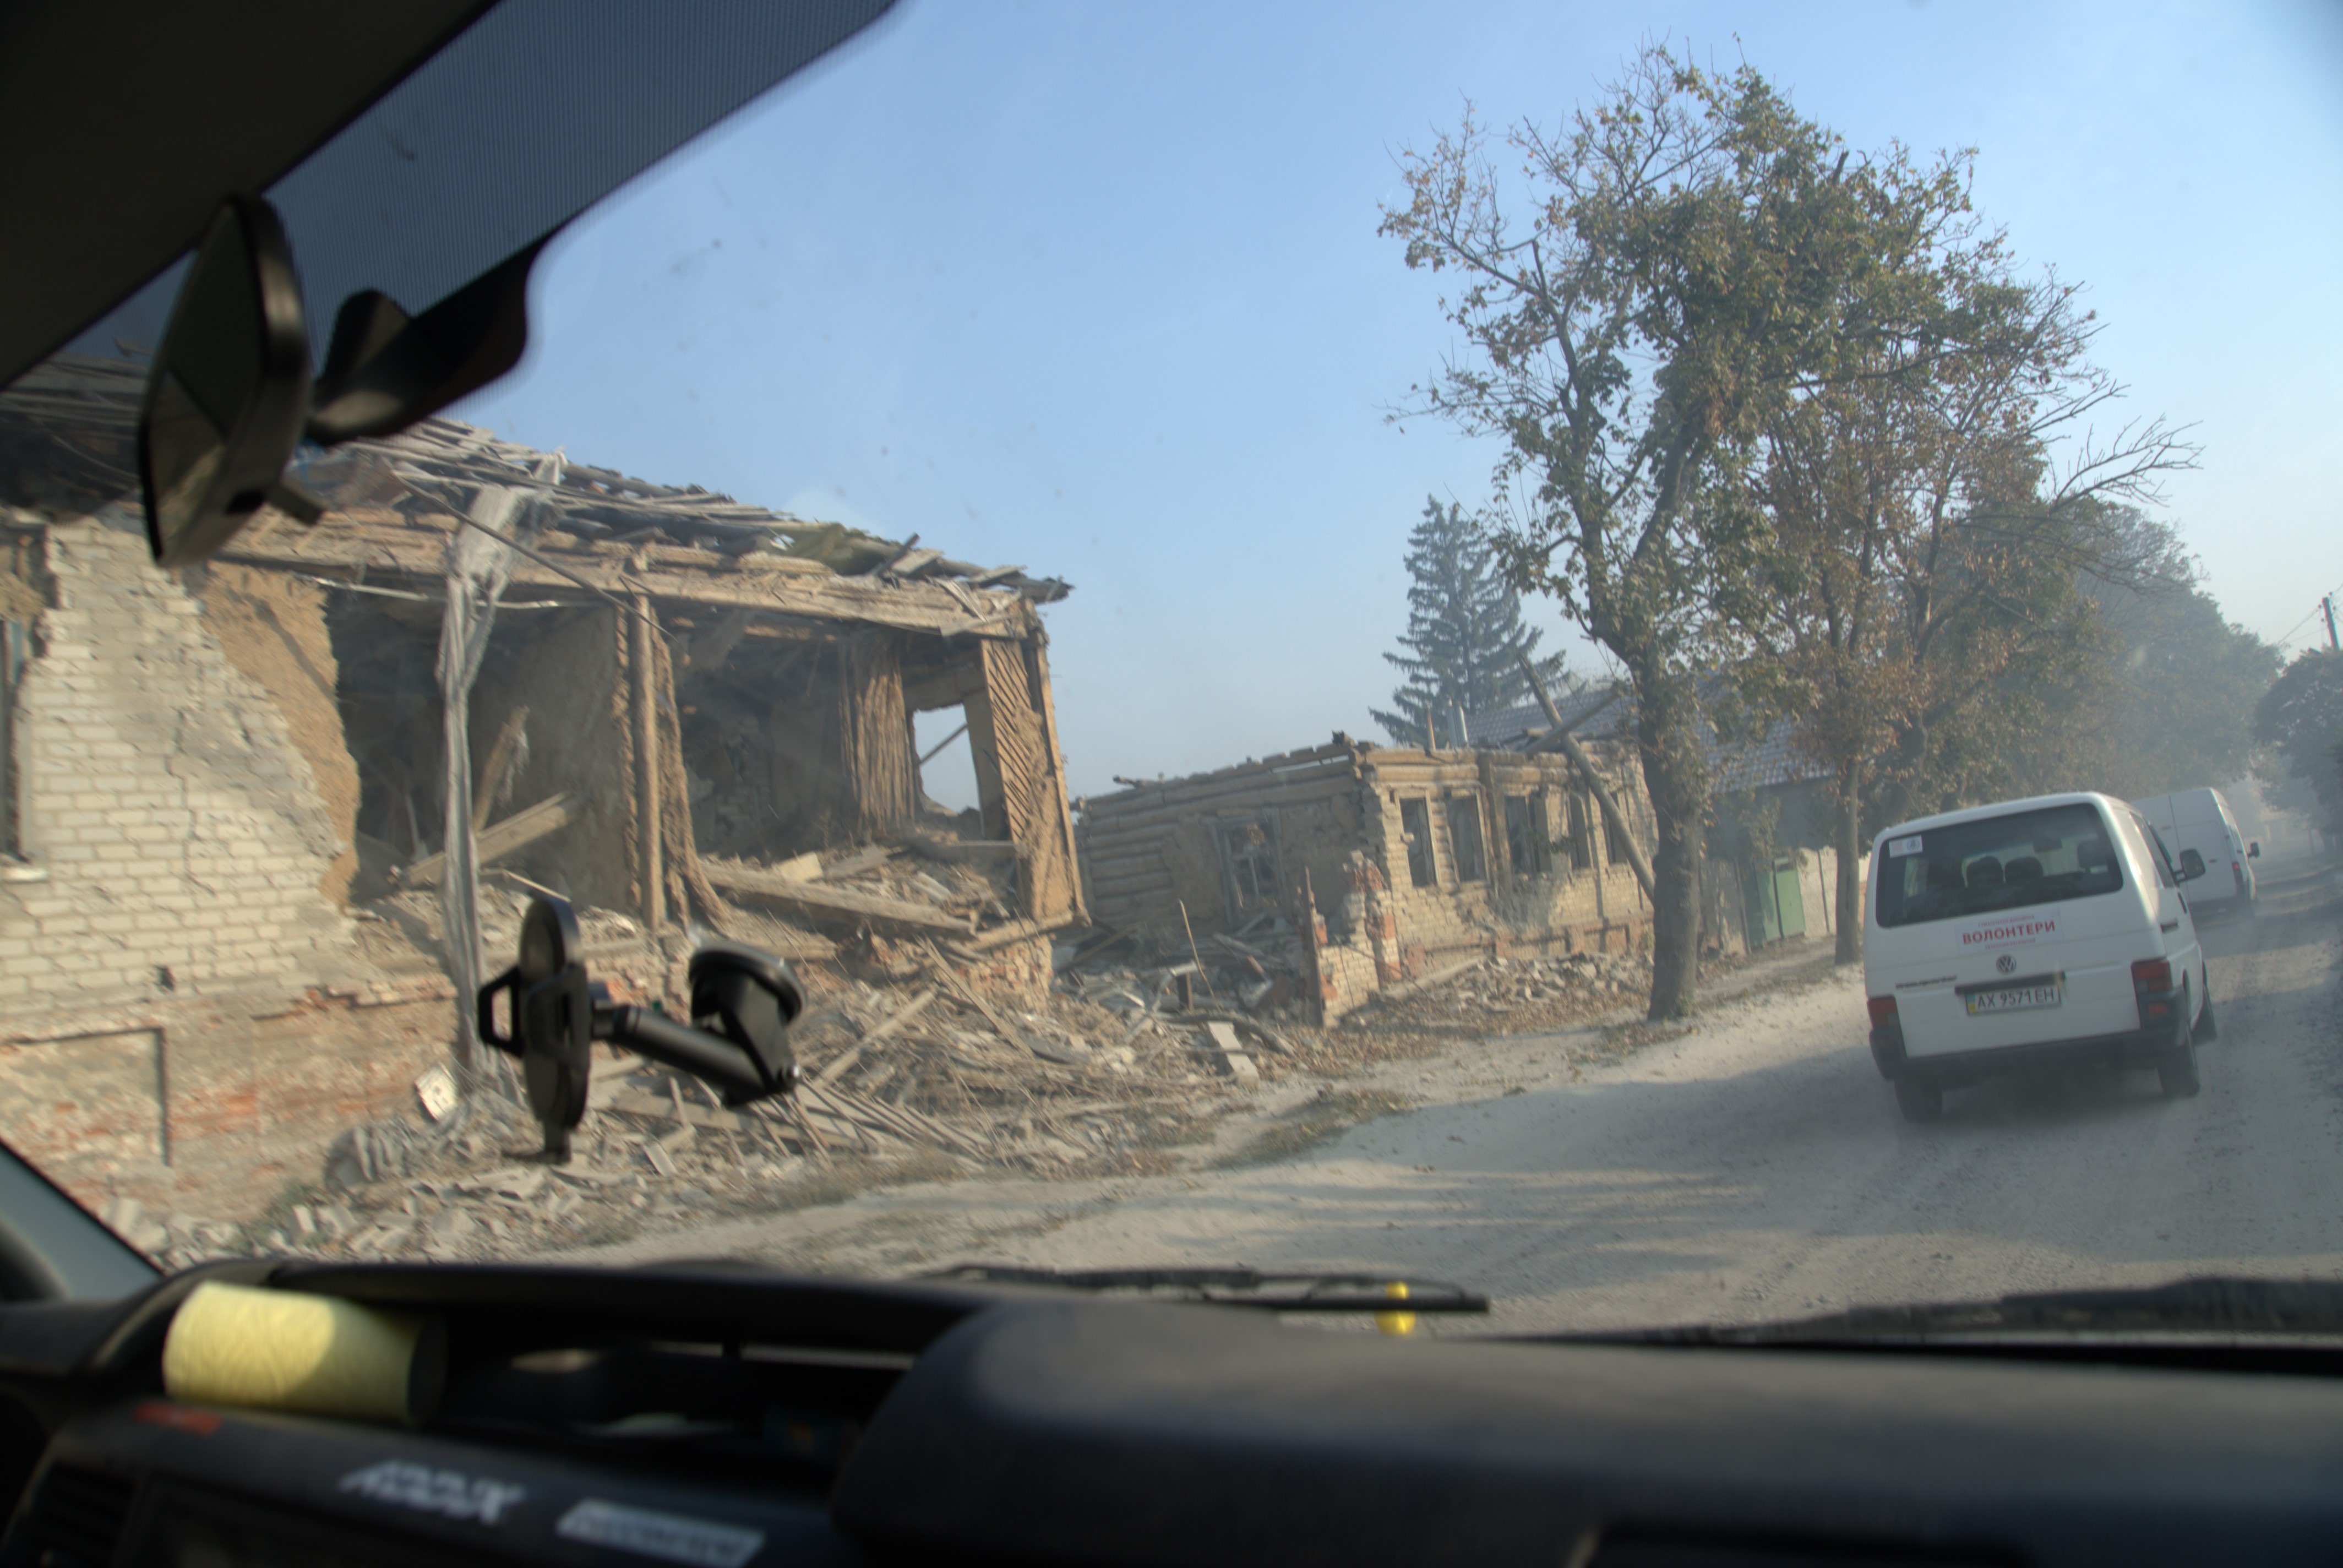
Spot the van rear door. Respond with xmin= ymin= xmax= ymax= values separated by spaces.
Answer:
xmin=1869 ymin=801 xmax=2146 ymax=1060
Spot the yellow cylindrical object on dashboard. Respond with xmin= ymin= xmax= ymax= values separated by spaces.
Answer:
xmin=161 ymin=1281 xmax=437 ymax=1424
xmin=1374 ymin=1281 xmax=1417 ymax=1337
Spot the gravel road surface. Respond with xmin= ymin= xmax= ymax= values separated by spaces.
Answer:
xmin=591 ymin=856 xmax=2343 ymax=1334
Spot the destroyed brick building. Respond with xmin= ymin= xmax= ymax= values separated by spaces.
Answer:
xmin=0 ymin=354 xmax=1085 ymax=1226
xmin=1468 ymin=690 xmax=1860 ymax=954
xmin=1077 ymin=678 xmax=1867 ymax=1024
xmin=1076 ymin=724 xmax=1661 ymax=1023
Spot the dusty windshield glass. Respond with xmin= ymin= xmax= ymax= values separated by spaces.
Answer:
xmin=0 ymin=2 xmax=2339 ymax=1331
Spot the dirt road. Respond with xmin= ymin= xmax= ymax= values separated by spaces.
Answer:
xmin=586 ymin=857 xmax=2343 ymax=1334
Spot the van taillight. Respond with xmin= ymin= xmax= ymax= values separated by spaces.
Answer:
xmin=1866 ymin=996 xmax=1898 ymax=1027
xmin=2131 ymin=959 xmax=2171 ymax=990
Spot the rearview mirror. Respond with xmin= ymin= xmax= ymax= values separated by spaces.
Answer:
xmin=137 ymin=196 xmax=323 ymax=568
xmin=2248 ymin=842 xmax=2261 ymax=859
xmin=2177 ymin=847 xmax=2206 ymax=882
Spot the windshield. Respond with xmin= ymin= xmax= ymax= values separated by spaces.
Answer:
xmin=1 ymin=1 xmax=2340 ymax=1333
xmin=1875 ymin=803 xmax=2125 ymax=928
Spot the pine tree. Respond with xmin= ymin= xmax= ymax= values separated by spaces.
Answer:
xmin=1370 ymin=498 xmax=1565 ymax=747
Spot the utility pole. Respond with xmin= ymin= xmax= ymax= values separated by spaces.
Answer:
xmin=2324 ymin=592 xmax=2339 ymax=651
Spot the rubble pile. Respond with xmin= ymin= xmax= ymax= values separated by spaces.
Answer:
xmin=700 ymin=834 xmax=1022 ymax=951
xmin=104 ymin=934 xmax=1321 ymax=1267
xmin=1363 ymin=950 xmax=1657 ymax=1034
xmin=1059 ymin=912 xmax=1312 ymax=1021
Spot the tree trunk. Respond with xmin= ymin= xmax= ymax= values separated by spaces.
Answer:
xmin=1630 ymin=666 xmax=1708 ymax=1021
xmin=1833 ymin=754 xmax=1865 ymax=965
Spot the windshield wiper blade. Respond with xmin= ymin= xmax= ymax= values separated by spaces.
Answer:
xmin=1549 ymin=1276 xmax=2343 ymax=1346
xmin=922 ymin=1265 xmax=1488 ymax=1314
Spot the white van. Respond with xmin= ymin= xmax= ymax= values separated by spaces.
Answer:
xmin=1863 ymin=791 xmax=2215 ymax=1123
xmin=2130 ymin=787 xmax=2258 ymax=919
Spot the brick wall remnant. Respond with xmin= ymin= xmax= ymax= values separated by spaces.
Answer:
xmin=3 ymin=508 xmax=356 ymax=1012
xmin=1077 ymin=734 xmax=1668 ymax=1019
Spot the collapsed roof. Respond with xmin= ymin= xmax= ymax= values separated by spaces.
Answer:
xmin=0 ymin=353 xmax=1091 ymax=964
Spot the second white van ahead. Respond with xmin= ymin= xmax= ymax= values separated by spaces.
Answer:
xmin=2129 ymin=787 xmax=2258 ymax=918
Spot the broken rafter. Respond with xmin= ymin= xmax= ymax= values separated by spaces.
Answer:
xmin=706 ymin=863 xmax=977 ymax=937
xmin=399 ymin=792 xmax=581 ymax=890
xmin=218 ymin=522 xmax=1047 ymax=639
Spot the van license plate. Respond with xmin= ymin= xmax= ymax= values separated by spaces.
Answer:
xmin=1967 ymin=983 xmax=2061 ymax=1016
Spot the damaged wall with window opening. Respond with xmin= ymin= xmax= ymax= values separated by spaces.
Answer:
xmin=0 ymin=355 xmax=1085 ymax=1226
xmin=1076 ymin=732 xmax=1658 ymax=1023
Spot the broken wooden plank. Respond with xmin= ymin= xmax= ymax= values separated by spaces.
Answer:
xmin=896 ymin=829 xmax=1026 ymax=865
xmin=961 ymin=915 xmax=1083 ymax=954
xmin=938 ymin=611 xmax=1020 ymax=639
xmin=884 ymin=547 xmax=945 ymax=578
xmin=708 ymin=864 xmax=977 ymax=935
xmin=1164 ymin=1010 xmax=1296 ymax=1056
xmin=400 ymin=792 xmax=580 ymax=888
xmin=598 ymin=1084 xmax=764 ymax=1134
xmin=821 ymin=1082 xmax=990 ymax=1159
xmin=218 ymin=526 xmax=1048 ymax=639
xmin=471 ymin=706 xmax=530 ymax=830
xmin=814 ymin=987 xmax=939 ymax=1088
xmin=817 ymin=844 xmax=898 ymax=882
xmin=1372 ymin=955 xmax=1486 ymax=1006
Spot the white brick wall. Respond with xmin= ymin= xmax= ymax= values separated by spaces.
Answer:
xmin=1 ymin=508 xmax=354 ymax=1017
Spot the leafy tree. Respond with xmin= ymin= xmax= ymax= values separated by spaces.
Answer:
xmin=1757 ymin=186 xmax=2198 ymax=961
xmin=1382 ymin=47 xmax=1974 ymax=1018
xmin=2254 ymin=649 xmax=2343 ymax=839
xmin=1371 ymin=497 xmax=1566 ymax=747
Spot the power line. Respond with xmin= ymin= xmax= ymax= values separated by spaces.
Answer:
xmin=2271 ymin=578 xmax=2343 ymax=650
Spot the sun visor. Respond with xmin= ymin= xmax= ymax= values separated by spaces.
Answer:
xmin=56 ymin=0 xmax=897 ymax=375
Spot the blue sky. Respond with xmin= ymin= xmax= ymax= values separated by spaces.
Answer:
xmin=454 ymin=0 xmax=2343 ymax=801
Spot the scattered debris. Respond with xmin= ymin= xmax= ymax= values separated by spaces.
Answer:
xmin=414 ymin=1063 xmax=459 ymax=1121
xmin=1361 ymin=950 xmax=1658 ymax=1034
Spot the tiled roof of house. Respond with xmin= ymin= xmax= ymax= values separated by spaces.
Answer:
xmin=1469 ymin=684 xmax=1830 ymax=794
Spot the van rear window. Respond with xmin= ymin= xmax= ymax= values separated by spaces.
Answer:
xmin=1875 ymin=803 xmax=2124 ymax=929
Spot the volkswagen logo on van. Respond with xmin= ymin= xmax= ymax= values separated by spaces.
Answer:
xmin=1996 ymin=954 xmax=2017 ymax=974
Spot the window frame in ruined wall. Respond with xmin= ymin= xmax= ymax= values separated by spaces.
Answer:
xmin=1396 ymin=795 xmax=1436 ymax=888
xmin=1603 ymin=798 xmax=1634 ymax=868
xmin=1563 ymin=790 xmax=1595 ymax=871
xmin=1445 ymin=793 xmax=1487 ymax=884
xmin=1208 ymin=813 xmax=1282 ymax=922
xmin=1503 ymin=791 xmax=1552 ymax=879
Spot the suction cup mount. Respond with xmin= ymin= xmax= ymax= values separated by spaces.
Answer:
xmin=478 ymin=895 xmax=803 ymax=1160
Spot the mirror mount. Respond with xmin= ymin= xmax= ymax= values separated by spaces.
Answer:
xmin=478 ymin=895 xmax=802 ymax=1162
xmin=306 ymin=232 xmax=552 ymax=446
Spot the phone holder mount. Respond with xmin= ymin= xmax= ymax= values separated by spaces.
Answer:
xmin=478 ymin=895 xmax=803 ymax=1162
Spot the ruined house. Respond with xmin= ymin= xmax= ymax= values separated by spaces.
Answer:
xmin=1468 ymin=689 xmax=1859 ymax=954
xmin=1076 ymin=728 xmax=1658 ymax=1023
xmin=0 ymin=353 xmax=1083 ymax=1221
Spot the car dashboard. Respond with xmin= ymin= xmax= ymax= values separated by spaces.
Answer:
xmin=1 ymin=1262 xmax=2341 ymax=1568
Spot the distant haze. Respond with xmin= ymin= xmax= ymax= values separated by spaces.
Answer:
xmin=455 ymin=0 xmax=2343 ymax=797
